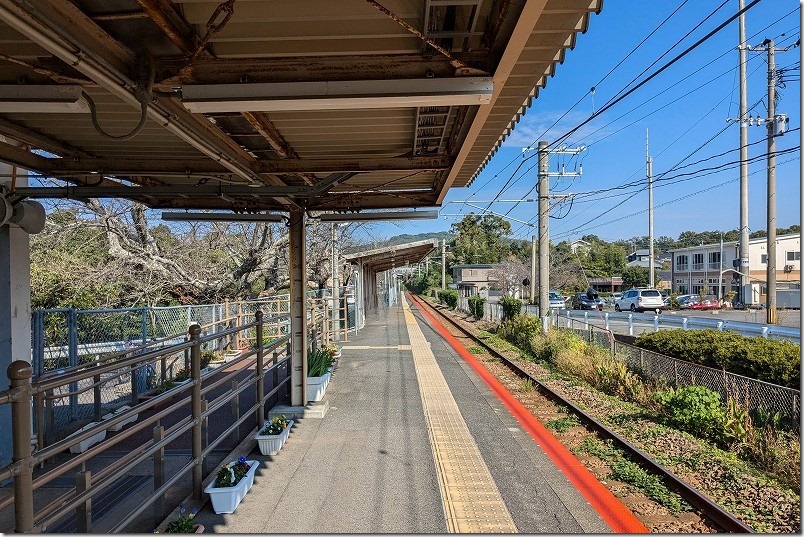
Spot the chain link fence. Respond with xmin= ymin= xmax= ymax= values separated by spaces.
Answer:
xmin=557 ymin=316 xmax=800 ymax=426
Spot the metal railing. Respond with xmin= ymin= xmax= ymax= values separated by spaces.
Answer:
xmin=553 ymin=308 xmax=800 ymax=343
xmin=2 ymin=302 xmax=338 ymax=533
xmin=556 ymin=316 xmax=800 ymax=426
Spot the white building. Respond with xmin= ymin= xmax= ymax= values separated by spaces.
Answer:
xmin=669 ymin=233 xmax=800 ymax=304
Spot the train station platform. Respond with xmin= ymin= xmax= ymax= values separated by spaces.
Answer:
xmin=190 ymin=294 xmax=620 ymax=533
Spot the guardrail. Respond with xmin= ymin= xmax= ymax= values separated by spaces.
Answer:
xmin=551 ymin=309 xmax=800 ymax=343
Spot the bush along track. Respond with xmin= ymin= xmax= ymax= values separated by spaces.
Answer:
xmin=419 ymin=298 xmax=800 ymax=533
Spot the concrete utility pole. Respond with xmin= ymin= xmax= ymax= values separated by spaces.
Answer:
xmin=537 ymin=141 xmax=549 ymax=321
xmin=738 ymin=0 xmax=750 ymax=306
xmin=765 ymin=39 xmax=777 ymax=324
xmin=647 ymin=129 xmax=655 ymax=288
xmin=530 ymin=234 xmax=536 ymax=303
xmin=440 ymin=239 xmax=446 ymax=291
xmin=731 ymin=37 xmax=795 ymax=317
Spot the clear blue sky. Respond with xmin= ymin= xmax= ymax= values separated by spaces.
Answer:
xmin=363 ymin=0 xmax=801 ymax=245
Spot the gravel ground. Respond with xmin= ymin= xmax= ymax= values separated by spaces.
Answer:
xmin=425 ymin=300 xmax=800 ymax=533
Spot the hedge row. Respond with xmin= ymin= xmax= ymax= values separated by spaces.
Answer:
xmin=467 ymin=296 xmax=485 ymax=320
xmin=633 ymin=330 xmax=800 ymax=389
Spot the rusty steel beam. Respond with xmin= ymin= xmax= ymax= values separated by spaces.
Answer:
xmin=28 ymin=155 xmax=449 ymax=175
xmin=136 ymin=0 xmax=210 ymax=58
xmin=241 ymin=112 xmax=317 ymax=186
xmin=161 ymin=55 xmax=477 ymax=86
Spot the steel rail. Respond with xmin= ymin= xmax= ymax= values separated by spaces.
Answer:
xmin=410 ymin=295 xmax=754 ymax=534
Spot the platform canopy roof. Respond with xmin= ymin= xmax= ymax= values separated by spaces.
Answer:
xmin=0 ymin=0 xmax=601 ymax=214
xmin=344 ymin=239 xmax=437 ymax=273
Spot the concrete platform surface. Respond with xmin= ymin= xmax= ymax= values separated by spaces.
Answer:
xmin=190 ymin=298 xmax=611 ymax=533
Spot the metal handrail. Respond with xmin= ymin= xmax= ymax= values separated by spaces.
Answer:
xmin=0 ymin=307 xmax=311 ymax=533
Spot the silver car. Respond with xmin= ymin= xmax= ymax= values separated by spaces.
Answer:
xmin=615 ymin=288 xmax=664 ymax=313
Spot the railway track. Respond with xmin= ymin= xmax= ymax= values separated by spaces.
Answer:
xmin=409 ymin=294 xmax=753 ymax=534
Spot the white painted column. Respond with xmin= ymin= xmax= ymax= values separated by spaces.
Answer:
xmin=0 ymin=148 xmax=32 ymax=469
xmin=288 ymin=210 xmax=307 ymax=406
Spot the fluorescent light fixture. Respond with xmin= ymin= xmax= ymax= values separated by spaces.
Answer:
xmin=0 ymin=85 xmax=89 ymax=113
xmin=318 ymin=210 xmax=438 ymax=222
xmin=181 ymin=78 xmax=493 ymax=113
xmin=161 ymin=212 xmax=285 ymax=222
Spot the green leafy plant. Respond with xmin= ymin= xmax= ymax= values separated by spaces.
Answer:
xmin=653 ymin=385 xmax=726 ymax=440
xmin=165 ymin=503 xmax=197 ymax=533
xmin=467 ymin=295 xmax=486 ymax=319
xmin=260 ymin=415 xmax=288 ymax=436
xmin=307 ymin=347 xmax=335 ymax=377
xmin=499 ymin=295 xmax=522 ymax=320
xmin=437 ymin=289 xmax=458 ymax=309
xmin=214 ymin=456 xmax=251 ymax=488
xmin=201 ymin=349 xmax=221 ymax=366
xmin=173 ymin=367 xmax=191 ymax=382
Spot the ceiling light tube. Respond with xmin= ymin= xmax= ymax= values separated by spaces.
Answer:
xmin=0 ymin=85 xmax=89 ymax=113
xmin=161 ymin=212 xmax=285 ymax=222
xmin=317 ymin=210 xmax=438 ymax=222
xmin=181 ymin=78 xmax=493 ymax=113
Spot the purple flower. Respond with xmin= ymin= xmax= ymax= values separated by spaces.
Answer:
xmin=238 ymin=456 xmax=246 ymax=463
xmin=179 ymin=503 xmax=185 ymax=515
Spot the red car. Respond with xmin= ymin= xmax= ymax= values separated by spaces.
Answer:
xmin=688 ymin=295 xmax=721 ymax=310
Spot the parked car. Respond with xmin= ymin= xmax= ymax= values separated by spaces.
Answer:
xmin=614 ymin=288 xmax=664 ymax=313
xmin=688 ymin=295 xmax=721 ymax=310
xmin=570 ymin=292 xmax=602 ymax=310
xmin=677 ymin=294 xmax=700 ymax=309
xmin=549 ymin=290 xmax=566 ymax=310
xmin=660 ymin=290 xmax=670 ymax=306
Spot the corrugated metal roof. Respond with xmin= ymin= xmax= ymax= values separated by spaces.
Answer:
xmin=0 ymin=0 xmax=602 ymax=213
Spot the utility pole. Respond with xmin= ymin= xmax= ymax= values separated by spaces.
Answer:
xmin=530 ymin=234 xmax=536 ymax=303
xmin=522 ymin=142 xmax=585 ymax=328
xmin=718 ymin=233 xmax=724 ymax=302
xmin=537 ymin=141 xmax=550 ymax=322
xmin=765 ymin=39 xmax=777 ymax=324
xmin=440 ymin=239 xmax=446 ymax=291
xmin=738 ymin=0 xmax=750 ymax=307
xmin=730 ymin=36 xmax=795 ymax=317
xmin=647 ymin=129 xmax=655 ymax=288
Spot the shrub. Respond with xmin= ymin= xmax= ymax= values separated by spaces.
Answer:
xmin=499 ymin=295 xmax=522 ymax=320
xmin=634 ymin=330 xmax=800 ymax=389
xmin=653 ymin=385 xmax=726 ymax=440
xmin=438 ymin=289 xmax=458 ymax=309
xmin=467 ymin=296 xmax=486 ymax=319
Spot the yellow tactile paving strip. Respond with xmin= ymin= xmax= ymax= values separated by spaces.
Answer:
xmin=402 ymin=296 xmax=518 ymax=533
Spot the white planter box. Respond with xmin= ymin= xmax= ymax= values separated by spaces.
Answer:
xmin=254 ymin=420 xmax=294 ymax=456
xmin=67 ymin=422 xmax=107 ymax=453
xmin=223 ymin=350 xmax=241 ymax=361
xmin=101 ymin=405 xmax=139 ymax=432
xmin=307 ymin=375 xmax=327 ymax=402
xmin=204 ymin=460 xmax=258 ymax=514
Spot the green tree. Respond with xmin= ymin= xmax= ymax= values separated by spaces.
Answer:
xmin=449 ymin=213 xmax=512 ymax=265
xmin=583 ymin=241 xmax=626 ymax=277
xmin=621 ymin=266 xmax=650 ymax=289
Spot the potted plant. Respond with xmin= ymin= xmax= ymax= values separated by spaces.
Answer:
xmin=306 ymin=347 xmax=335 ymax=402
xmin=322 ymin=343 xmax=341 ymax=359
xmin=164 ymin=503 xmax=204 ymax=533
xmin=254 ymin=415 xmax=293 ymax=456
xmin=203 ymin=456 xmax=258 ymax=514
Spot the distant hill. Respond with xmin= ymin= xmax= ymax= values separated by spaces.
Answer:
xmin=341 ymin=231 xmax=452 ymax=255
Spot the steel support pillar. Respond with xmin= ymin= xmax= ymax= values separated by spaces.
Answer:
xmin=0 ymin=147 xmax=32 ymax=471
xmin=288 ymin=210 xmax=307 ymax=406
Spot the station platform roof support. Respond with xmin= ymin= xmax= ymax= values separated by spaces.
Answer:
xmin=0 ymin=0 xmax=603 ymax=471
xmin=344 ymin=239 xmax=438 ymax=323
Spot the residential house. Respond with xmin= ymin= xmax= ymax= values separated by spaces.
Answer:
xmin=451 ymin=264 xmax=494 ymax=297
xmin=670 ymin=233 xmax=800 ymax=304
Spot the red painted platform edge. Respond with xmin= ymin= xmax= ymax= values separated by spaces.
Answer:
xmin=407 ymin=293 xmax=649 ymax=534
